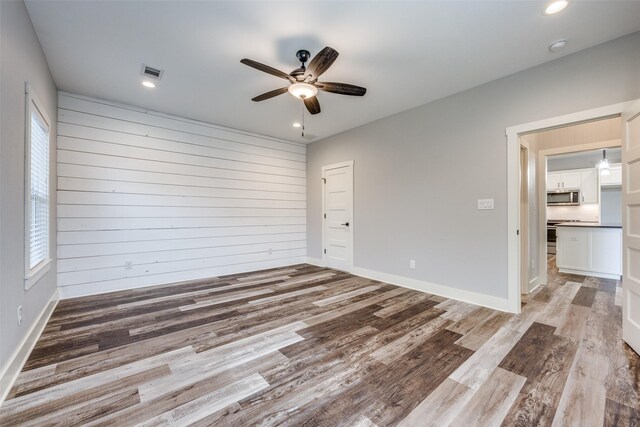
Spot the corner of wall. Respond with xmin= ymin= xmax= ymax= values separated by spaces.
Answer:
xmin=0 ymin=289 xmax=58 ymax=404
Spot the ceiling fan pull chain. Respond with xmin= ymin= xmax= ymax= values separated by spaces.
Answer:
xmin=301 ymin=101 xmax=305 ymax=138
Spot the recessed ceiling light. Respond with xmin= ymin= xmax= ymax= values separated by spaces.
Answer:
xmin=292 ymin=122 xmax=301 ymax=128
xmin=549 ymin=39 xmax=568 ymax=52
xmin=142 ymin=81 xmax=156 ymax=88
xmin=545 ymin=0 xmax=568 ymax=15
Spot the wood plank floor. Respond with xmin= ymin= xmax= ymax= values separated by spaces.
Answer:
xmin=1 ymin=256 xmax=639 ymax=426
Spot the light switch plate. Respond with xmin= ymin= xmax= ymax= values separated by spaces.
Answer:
xmin=478 ymin=199 xmax=495 ymax=210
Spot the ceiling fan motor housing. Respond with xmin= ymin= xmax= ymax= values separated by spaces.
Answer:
xmin=290 ymin=50 xmax=311 ymax=79
xmin=296 ymin=49 xmax=311 ymax=64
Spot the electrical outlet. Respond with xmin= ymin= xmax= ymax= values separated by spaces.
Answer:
xmin=268 ymin=248 xmax=273 ymax=255
xmin=17 ymin=306 xmax=23 ymax=326
xmin=409 ymin=259 xmax=416 ymax=269
xmin=124 ymin=261 xmax=133 ymax=270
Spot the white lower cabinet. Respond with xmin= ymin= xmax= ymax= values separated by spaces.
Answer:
xmin=556 ymin=226 xmax=622 ymax=279
xmin=557 ymin=229 xmax=589 ymax=270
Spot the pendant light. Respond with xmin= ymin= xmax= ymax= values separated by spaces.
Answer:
xmin=598 ymin=149 xmax=610 ymax=176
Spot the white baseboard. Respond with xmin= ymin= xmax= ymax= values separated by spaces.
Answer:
xmin=57 ymin=258 xmax=307 ymax=299
xmin=0 ymin=289 xmax=59 ymax=405
xmin=558 ymin=268 xmax=621 ymax=280
xmin=528 ymin=280 xmax=544 ymax=294
xmin=351 ymin=266 xmax=513 ymax=313
xmin=305 ymin=257 xmax=324 ymax=267
xmin=528 ymin=276 xmax=542 ymax=294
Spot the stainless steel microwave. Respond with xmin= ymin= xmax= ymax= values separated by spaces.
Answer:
xmin=547 ymin=190 xmax=580 ymax=206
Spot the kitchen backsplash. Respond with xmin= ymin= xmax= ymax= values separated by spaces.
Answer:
xmin=547 ymin=204 xmax=600 ymax=221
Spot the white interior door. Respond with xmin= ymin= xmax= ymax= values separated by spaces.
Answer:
xmin=322 ymin=161 xmax=353 ymax=272
xmin=622 ymin=99 xmax=640 ymax=355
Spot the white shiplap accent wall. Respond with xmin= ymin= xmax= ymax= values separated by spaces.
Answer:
xmin=56 ymin=92 xmax=306 ymax=298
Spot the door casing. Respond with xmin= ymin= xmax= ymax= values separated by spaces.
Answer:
xmin=321 ymin=161 xmax=354 ymax=273
xmin=520 ymin=145 xmax=529 ymax=294
xmin=506 ymin=100 xmax=638 ymax=314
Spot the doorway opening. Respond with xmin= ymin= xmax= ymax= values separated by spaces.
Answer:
xmin=527 ymin=117 xmax=622 ymax=290
xmin=506 ymin=100 xmax=637 ymax=314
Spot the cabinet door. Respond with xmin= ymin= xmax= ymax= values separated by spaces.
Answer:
xmin=601 ymin=163 xmax=622 ymax=186
xmin=547 ymin=172 xmax=563 ymax=190
xmin=557 ymin=228 xmax=589 ymax=270
xmin=580 ymin=168 xmax=599 ymax=204
xmin=561 ymin=171 xmax=582 ymax=189
xmin=590 ymin=229 xmax=622 ymax=275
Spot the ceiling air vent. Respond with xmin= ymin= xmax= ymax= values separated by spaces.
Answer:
xmin=142 ymin=64 xmax=163 ymax=80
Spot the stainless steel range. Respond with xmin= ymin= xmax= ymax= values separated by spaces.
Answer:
xmin=547 ymin=220 xmax=563 ymax=255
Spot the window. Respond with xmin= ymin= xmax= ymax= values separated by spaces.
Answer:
xmin=25 ymin=84 xmax=51 ymax=288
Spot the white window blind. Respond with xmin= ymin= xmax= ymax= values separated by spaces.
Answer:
xmin=29 ymin=107 xmax=49 ymax=269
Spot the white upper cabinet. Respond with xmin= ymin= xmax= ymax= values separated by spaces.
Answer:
xmin=580 ymin=168 xmax=599 ymax=204
xmin=547 ymin=172 xmax=563 ymax=190
xmin=547 ymin=167 xmax=599 ymax=204
xmin=600 ymin=163 xmax=622 ymax=187
xmin=547 ymin=170 xmax=587 ymax=190
xmin=561 ymin=170 xmax=582 ymax=189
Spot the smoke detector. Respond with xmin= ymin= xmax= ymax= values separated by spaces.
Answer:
xmin=549 ymin=39 xmax=568 ymax=53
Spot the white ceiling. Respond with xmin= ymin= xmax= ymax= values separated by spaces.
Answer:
xmin=25 ymin=1 xmax=640 ymax=143
xmin=549 ymin=147 xmax=622 ymax=167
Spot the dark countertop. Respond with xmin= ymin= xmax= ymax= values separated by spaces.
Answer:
xmin=557 ymin=222 xmax=622 ymax=229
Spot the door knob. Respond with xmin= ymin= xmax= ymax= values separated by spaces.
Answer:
xmin=341 ymin=222 xmax=350 ymax=227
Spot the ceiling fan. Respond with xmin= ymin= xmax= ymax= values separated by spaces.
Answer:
xmin=240 ymin=46 xmax=366 ymax=115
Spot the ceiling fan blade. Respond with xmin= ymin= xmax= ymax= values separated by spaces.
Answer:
xmin=303 ymin=96 xmax=321 ymax=115
xmin=316 ymin=82 xmax=366 ymax=96
xmin=306 ymin=46 xmax=339 ymax=79
xmin=241 ymin=58 xmax=294 ymax=82
xmin=251 ymin=87 xmax=289 ymax=102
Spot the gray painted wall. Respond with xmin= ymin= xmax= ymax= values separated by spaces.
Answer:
xmin=1 ymin=1 xmax=57 ymax=376
xmin=307 ymin=32 xmax=640 ymax=299
xmin=601 ymin=187 xmax=623 ymax=225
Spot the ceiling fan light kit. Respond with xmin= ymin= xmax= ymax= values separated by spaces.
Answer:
xmin=288 ymin=82 xmax=318 ymax=99
xmin=240 ymin=46 xmax=367 ymax=116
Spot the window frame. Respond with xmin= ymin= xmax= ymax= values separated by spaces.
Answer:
xmin=24 ymin=83 xmax=52 ymax=290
